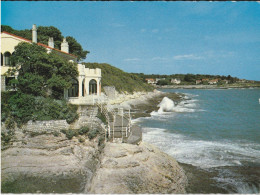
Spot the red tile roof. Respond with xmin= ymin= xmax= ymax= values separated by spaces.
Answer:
xmin=2 ymin=31 xmax=77 ymax=58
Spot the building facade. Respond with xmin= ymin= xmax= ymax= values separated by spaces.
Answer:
xmin=171 ymin=78 xmax=181 ymax=84
xmin=145 ymin=78 xmax=156 ymax=84
xmin=1 ymin=24 xmax=101 ymax=105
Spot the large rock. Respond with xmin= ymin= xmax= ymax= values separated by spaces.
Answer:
xmin=89 ymin=142 xmax=188 ymax=194
xmin=1 ymin=131 xmax=100 ymax=193
xmin=2 ymin=130 xmax=187 ymax=194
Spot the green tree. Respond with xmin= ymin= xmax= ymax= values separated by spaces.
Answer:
xmin=66 ymin=36 xmax=89 ymax=61
xmin=1 ymin=25 xmax=16 ymax=33
xmin=9 ymin=42 xmax=78 ymax=99
xmin=157 ymin=80 xmax=170 ymax=86
xmin=184 ymin=74 xmax=195 ymax=83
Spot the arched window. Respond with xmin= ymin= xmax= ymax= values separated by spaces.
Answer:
xmin=68 ymin=79 xmax=79 ymax=97
xmin=82 ymin=78 xmax=85 ymax=97
xmin=1 ymin=53 xmax=3 ymax=66
xmin=89 ymin=79 xmax=97 ymax=95
xmin=4 ymin=52 xmax=11 ymax=66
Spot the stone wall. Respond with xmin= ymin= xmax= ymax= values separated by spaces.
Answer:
xmin=1 ymin=120 xmax=69 ymax=133
xmin=104 ymin=86 xmax=116 ymax=99
xmin=1 ymin=105 xmax=101 ymax=133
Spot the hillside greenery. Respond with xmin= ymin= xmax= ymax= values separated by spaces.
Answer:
xmin=132 ymin=73 xmax=240 ymax=85
xmin=1 ymin=25 xmax=89 ymax=61
xmin=83 ymin=63 xmax=154 ymax=93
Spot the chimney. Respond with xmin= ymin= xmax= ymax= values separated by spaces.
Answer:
xmin=32 ymin=24 xmax=37 ymax=43
xmin=48 ymin=37 xmax=54 ymax=48
xmin=61 ymin=38 xmax=69 ymax=53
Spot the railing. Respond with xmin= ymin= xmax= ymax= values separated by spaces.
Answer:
xmin=96 ymin=102 xmax=132 ymax=143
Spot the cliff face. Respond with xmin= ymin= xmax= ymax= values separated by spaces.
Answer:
xmin=90 ymin=142 xmax=187 ymax=194
xmin=2 ymin=130 xmax=187 ymax=193
xmin=1 ymin=131 xmax=101 ymax=193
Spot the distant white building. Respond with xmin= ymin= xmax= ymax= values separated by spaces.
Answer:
xmin=222 ymin=80 xmax=229 ymax=84
xmin=208 ymin=79 xmax=218 ymax=85
xmin=171 ymin=78 xmax=181 ymax=84
xmin=145 ymin=78 xmax=156 ymax=84
xmin=196 ymin=80 xmax=202 ymax=85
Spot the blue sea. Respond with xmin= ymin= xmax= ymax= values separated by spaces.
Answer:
xmin=134 ymin=88 xmax=260 ymax=193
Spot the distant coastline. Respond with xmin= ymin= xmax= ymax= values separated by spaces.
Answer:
xmin=156 ymin=83 xmax=260 ymax=89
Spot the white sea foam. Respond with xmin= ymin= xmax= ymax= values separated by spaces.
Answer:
xmin=151 ymin=96 xmax=200 ymax=115
xmin=213 ymin=169 xmax=260 ymax=193
xmin=142 ymin=127 xmax=260 ymax=169
xmin=157 ymin=97 xmax=175 ymax=114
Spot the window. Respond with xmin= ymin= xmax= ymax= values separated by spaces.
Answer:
xmin=89 ymin=79 xmax=97 ymax=95
xmin=1 ymin=53 xmax=3 ymax=66
xmin=68 ymin=79 xmax=79 ymax=97
xmin=82 ymin=79 xmax=85 ymax=96
xmin=4 ymin=52 xmax=11 ymax=66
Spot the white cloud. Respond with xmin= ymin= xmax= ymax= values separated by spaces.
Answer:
xmin=173 ymin=54 xmax=204 ymax=60
xmin=124 ymin=58 xmax=140 ymax=62
xmin=140 ymin=28 xmax=146 ymax=33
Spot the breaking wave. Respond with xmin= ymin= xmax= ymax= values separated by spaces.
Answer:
xmin=151 ymin=95 xmax=203 ymax=115
xmin=142 ymin=127 xmax=260 ymax=169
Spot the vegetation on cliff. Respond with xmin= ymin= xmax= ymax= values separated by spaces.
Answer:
xmin=83 ymin=62 xmax=154 ymax=93
xmin=2 ymin=43 xmax=79 ymax=127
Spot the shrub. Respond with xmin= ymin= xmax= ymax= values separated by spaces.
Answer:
xmin=97 ymin=110 xmax=107 ymax=124
xmin=78 ymin=137 xmax=85 ymax=143
xmin=1 ymin=92 xmax=79 ymax=126
xmin=1 ymin=130 xmax=14 ymax=145
xmin=52 ymin=131 xmax=60 ymax=137
xmin=7 ymin=92 xmax=36 ymax=126
xmin=1 ymin=132 xmax=12 ymax=144
xmin=88 ymin=129 xmax=99 ymax=140
xmin=98 ymin=136 xmax=105 ymax=146
xmin=61 ymin=129 xmax=77 ymax=140
xmin=5 ymin=116 xmax=15 ymax=130
xmin=66 ymin=129 xmax=76 ymax=140
xmin=78 ymin=126 xmax=89 ymax=135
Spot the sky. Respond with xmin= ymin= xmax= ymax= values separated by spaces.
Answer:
xmin=1 ymin=1 xmax=260 ymax=80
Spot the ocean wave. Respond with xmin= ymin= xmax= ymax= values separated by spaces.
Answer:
xmin=213 ymin=169 xmax=260 ymax=193
xmin=151 ymin=96 xmax=202 ymax=115
xmin=142 ymin=127 xmax=260 ymax=169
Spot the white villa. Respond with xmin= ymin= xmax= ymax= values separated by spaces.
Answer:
xmin=171 ymin=78 xmax=181 ymax=84
xmin=1 ymin=24 xmax=102 ymax=105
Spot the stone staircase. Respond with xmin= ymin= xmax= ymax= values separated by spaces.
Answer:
xmin=96 ymin=103 xmax=131 ymax=143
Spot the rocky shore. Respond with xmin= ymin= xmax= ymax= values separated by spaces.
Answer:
xmin=1 ymin=90 xmax=189 ymax=193
xmin=109 ymin=89 xmax=184 ymax=119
